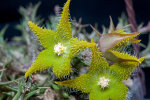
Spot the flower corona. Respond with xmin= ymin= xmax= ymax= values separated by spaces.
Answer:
xmin=54 ymin=43 xmax=66 ymax=55
xmin=98 ymin=77 xmax=110 ymax=89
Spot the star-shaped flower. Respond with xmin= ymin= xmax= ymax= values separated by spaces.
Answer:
xmin=55 ymin=40 xmax=145 ymax=100
xmin=25 ymin=0 xmax=95 ymax=79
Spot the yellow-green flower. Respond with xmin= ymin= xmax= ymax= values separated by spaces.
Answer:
xmin=55 ymin=40 xmax=145 ymax=100
xmin=25 ymin=0 xmax=94 ymax=79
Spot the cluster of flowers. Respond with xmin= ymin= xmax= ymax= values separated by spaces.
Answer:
xmin=25 ymin=0 xmax=145 ymax=100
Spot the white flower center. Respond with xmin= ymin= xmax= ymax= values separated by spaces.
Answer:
xmin=54 ymin=43 xmax=66 ymax=55
xmin=98 ymin=77 xmax=110 ymax=89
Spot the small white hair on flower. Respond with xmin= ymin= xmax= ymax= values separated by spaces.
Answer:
xmin=54 ymin=43 xmax=66 ymax=55
xmin=98 ymin=77 xmax=110 ymax=89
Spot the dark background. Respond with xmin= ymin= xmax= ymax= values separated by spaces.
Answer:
xmin=0 ymin=0 xmax=150 ymax=98
xmin=0 ymin=0 xmax=150 ymax=39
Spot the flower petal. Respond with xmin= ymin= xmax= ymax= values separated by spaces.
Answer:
xmin=28 ymin=21 xmax=57 ymax=49
xmin=53 ymin=58 xmax=72 ymax=78
xmin=108 ymin=83 xmax=128 ymax=100
xmin=89 ymin=40 xmax=109 ymax=73
xmin=89 ymin=81 xmax=128 ymax=100
xmin=104 ymin=50 xmax=142 ymax=63
xmin=56 ymin=0 xmax=72 ymax=40
xmin=25 ymin=49 xmax=54 ymax=79
xmin=69 ymin=38 xmax=95 ymax=58
xmin=110 ymin=57 xmax=145 ymax=80
xmin=55 ymin=73 xmax=95 ymax=93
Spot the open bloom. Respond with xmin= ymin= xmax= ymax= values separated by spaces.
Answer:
xmin=55 ymin=40 xmax=145 ymax=100
xmin=25 ymin=0 xmax=95 ymax=78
